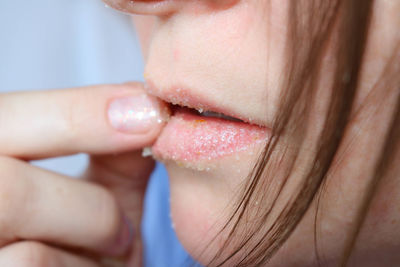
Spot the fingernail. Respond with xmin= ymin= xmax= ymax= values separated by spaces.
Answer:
xmin=110 ymin=215 xmax=135 ymax=255
xmin=108 ymin=94 xmax=169 ymax=134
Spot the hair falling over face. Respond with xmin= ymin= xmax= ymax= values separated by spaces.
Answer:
xmin=204 ymin=0 xmax=400 ymax=266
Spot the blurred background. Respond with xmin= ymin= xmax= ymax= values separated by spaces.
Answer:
xmin=0 ymin=0 xmax=144 ymax=175
xmin=0 ymin=1 xmax=193 ymax=266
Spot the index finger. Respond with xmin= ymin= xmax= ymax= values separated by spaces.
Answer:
xmin=0 ymin=83 xmax=169 ymax=159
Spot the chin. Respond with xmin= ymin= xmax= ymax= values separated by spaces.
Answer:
xmin=156 ymin=142 xmax=266 ymax=265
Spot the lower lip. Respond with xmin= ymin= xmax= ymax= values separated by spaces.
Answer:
xmin=152 ymin=108 xmax=268 ymax=169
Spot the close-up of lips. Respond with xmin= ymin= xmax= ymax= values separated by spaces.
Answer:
xmin=145 ymin=82 xmax=269 ymax=170
xmin=0 ymin=0 xmax=399 ymax=267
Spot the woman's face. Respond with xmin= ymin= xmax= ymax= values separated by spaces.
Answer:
xmin=105 ymin=0 xmax=400 ymax=265
xmin=135 ymin=0 xmax=286 ymax=263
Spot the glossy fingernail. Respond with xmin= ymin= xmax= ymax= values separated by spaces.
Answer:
xmin=108 ymin=94 xmax=169 ymax=134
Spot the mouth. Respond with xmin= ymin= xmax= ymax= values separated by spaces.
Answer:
xmin=145 ymin=82 xmax=269 ymax=170
xmin=171 ymin=104 xmax=245 ymax=122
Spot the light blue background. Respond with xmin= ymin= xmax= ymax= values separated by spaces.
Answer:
xmin=0 ymin=1 xmax=196 ymax=266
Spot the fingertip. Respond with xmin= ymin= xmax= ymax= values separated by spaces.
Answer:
xmin=95 ymin=83 xmax=172 ymax=153
xmin=107 ymin=89 xmax=170 ymax=136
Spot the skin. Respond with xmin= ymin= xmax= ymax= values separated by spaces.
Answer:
xmin=0 ymin=0 xmax=398 ymax=267
xmin=0 ymin=84 xmax=164 ymax=266
xmin=125 ymin=0 xmax=400 ymax=266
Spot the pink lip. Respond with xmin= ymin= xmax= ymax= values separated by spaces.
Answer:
xmin=152 ymin=108 xmax=267 ymax=169
xmin=145 ymin=82 xmax=269 ymax=169
xmin=145 ymin=80 xmax=258 ymax=126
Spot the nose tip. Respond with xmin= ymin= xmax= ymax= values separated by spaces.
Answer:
xmin=103 ymin=0 xmax=239 ymax=16
xmin=103 ymin=0 xmax=181 ymax=16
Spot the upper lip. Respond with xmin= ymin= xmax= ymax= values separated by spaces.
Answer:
xmin=144 ymin=80 xmax=265 ymax=127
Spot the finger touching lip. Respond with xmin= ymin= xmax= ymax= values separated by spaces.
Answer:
xmin=0 ymin=83 xmax=170 ymax=159
xmin=107 ymin=92 xmax=170 ymax=135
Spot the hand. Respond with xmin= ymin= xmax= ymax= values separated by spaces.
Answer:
xmin=0 ymin=83 xmax=168 ymax=266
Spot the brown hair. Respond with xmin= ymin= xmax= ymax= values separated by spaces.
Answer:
xmin=203 ymin=0 xmax=400 ymax=266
